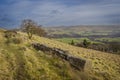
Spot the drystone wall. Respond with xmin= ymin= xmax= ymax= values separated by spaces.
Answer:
xmin=32 ymin=43 xmax=91 ymax=71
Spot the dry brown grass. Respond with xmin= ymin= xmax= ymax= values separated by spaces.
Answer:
xmin=0 ymin=30 xmax=120 ymax=80
xmin=30 ymin=33 xmax=120 ymax=80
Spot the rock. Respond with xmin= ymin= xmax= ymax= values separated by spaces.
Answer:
xmin=84 ymin=60 xmax=92 ymax=71
xmin=68 ymin=56 xmax=86 ymax=71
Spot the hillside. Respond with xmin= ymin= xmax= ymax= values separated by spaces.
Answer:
xmin=0 ymin=29 xmax=120 ymax=80
xmin=45 ymin=25 xmax=120 ymax=38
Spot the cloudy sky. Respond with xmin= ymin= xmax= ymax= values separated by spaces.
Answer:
xmin=0 ymin=0 xmax=120 ymax=28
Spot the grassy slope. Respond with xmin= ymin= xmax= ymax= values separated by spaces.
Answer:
xmin=0 ymin=30 xmax=83 ymax=80
xmin=32 ymin=34 xmax=120 ymax=80
xmin=0 ymin=30 xmax=120 ymax=80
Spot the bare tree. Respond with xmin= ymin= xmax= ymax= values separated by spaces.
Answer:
xmin=21 ymin=19 xmax=46 ymax=39
xmin=21 ymin=19 xmax=36 ymax=39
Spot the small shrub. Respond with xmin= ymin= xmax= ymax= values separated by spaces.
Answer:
xmin=83 ymin=39 xmax=91 ymax=48
xmin=4 ymin=30 xmax=17 ymax=38
xmin=12 ymin=38 xmax=22 ymax=44
xmin=70 ymin=40 xmax=75 ymax=45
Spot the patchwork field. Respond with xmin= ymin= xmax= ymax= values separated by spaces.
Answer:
xmin=45 ymin=25 xmax=120 ymax=38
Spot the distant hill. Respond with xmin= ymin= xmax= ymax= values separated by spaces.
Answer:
xmin=45 ymin=25 xmax=120 ymax=38
xmin=0 ymin=29 xmax=120 ymax=80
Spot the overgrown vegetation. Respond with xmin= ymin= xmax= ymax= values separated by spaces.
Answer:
xmin=76 ymin=41 xmax=120 ymax=54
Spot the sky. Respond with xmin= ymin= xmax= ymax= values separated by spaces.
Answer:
xmin=0 ymin=0 xmax=120 ymax=28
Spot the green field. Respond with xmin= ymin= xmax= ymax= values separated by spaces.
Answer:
xmin=55 ymin=38 xmax=103 ymax=44
xmin=56 ymin=38 xmax=89 ymax=44
xmin=55 ymin=37 xmax=120 ymax=45
xmin=95 ymin=37 xmax=120 ymax=42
